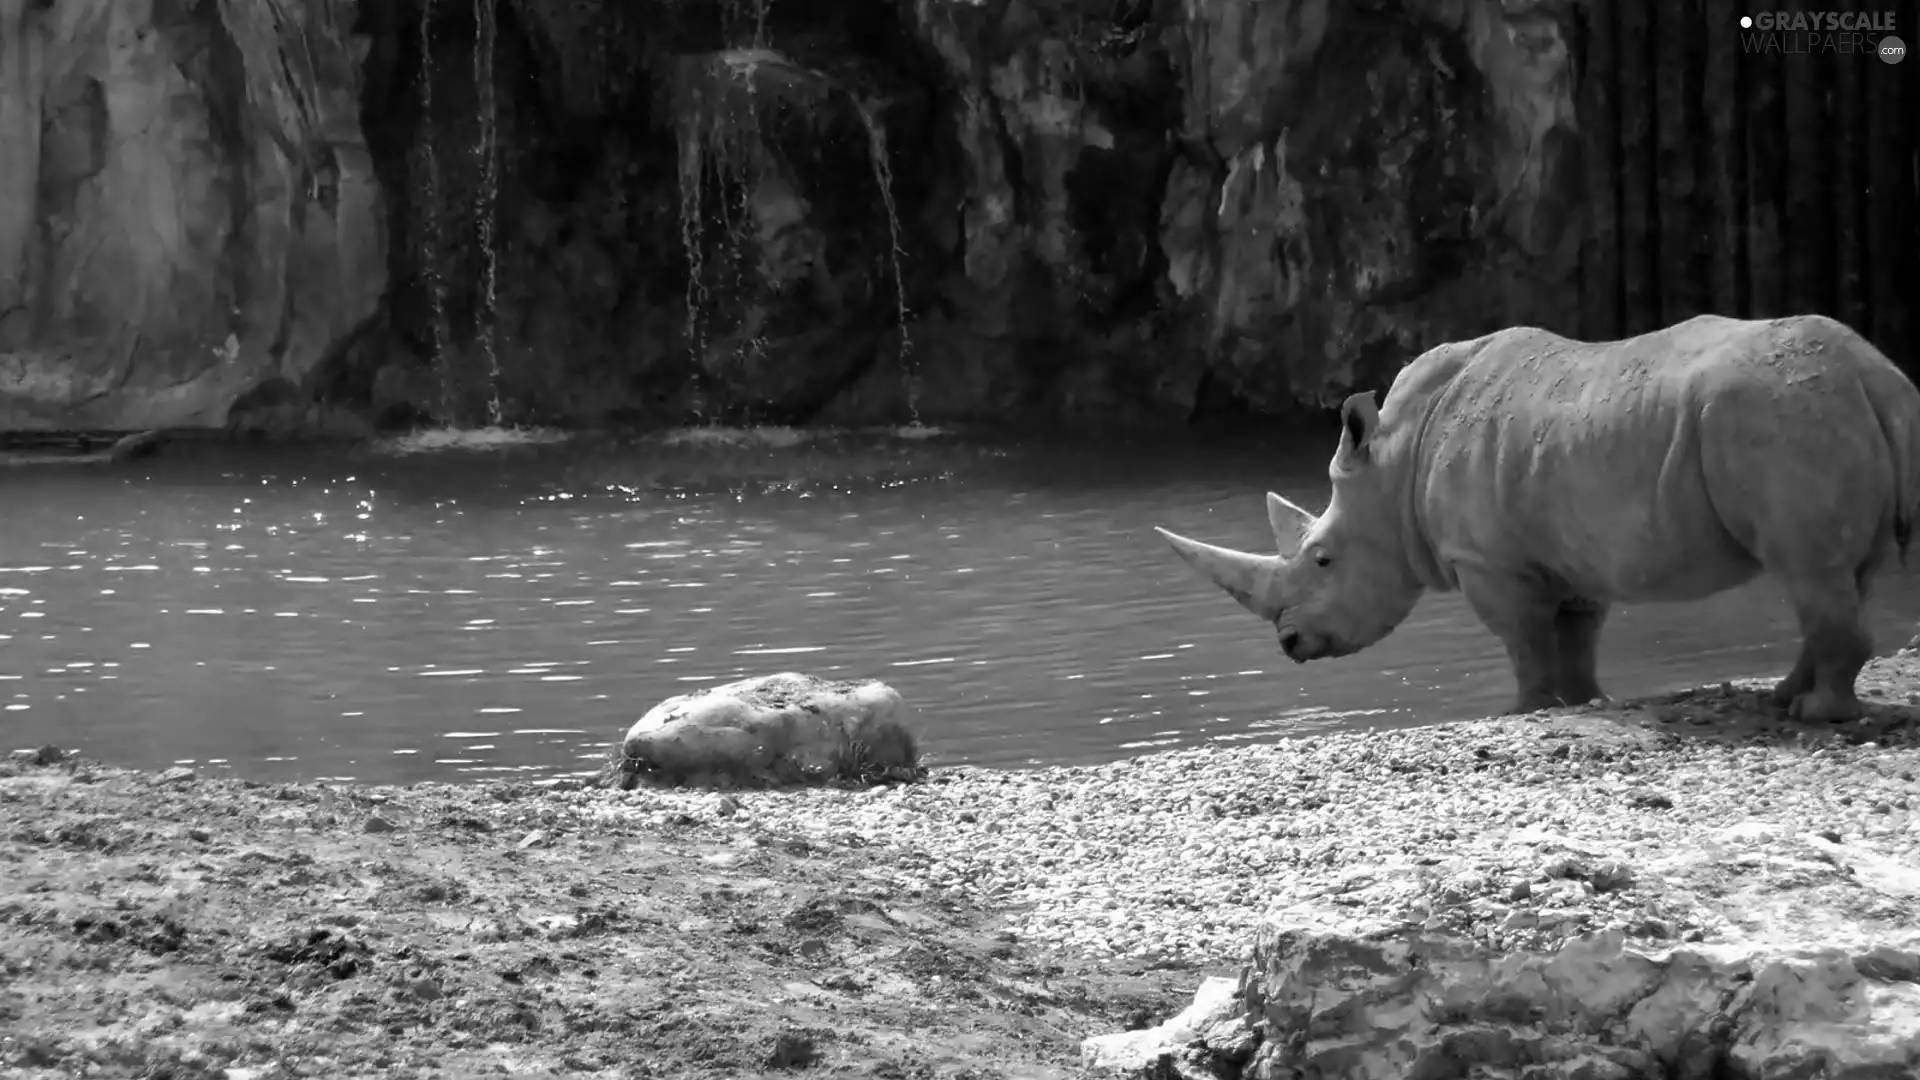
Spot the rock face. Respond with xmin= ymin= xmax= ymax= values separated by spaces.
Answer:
xmin=0 ymin=0 xmax=385 ymax=433
xmin=866 ymin=0 xmax=1582 ymax=424
xmin=617 ymin=673 xmax=920 ymax=788
xmin=6 ymin=0 xmax=1901 ymax=434
xmin=1084 ymin=907 xmax=1920 ymax=1079
xmin=0 ymin=0 xmax=1584 ymax=433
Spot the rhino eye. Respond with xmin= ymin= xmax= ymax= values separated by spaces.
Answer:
xmin=1313 ymin=552 xmax=1332 ymax=568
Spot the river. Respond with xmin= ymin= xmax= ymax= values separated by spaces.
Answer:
xmin=4 ymin=423 xmax=1917 ymax=784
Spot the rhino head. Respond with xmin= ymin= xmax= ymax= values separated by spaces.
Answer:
xmin=1154 ymin=392 xmax=1426 ymax=663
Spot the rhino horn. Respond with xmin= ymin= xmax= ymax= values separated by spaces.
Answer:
xmin=1153 ymin=526 xmax=1286 ymax=621
xmin=1265 ymin=491 xmax=1318 ymax=554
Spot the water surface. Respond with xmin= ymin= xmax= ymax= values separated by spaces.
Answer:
xmin=4 ymin=425 xmax=1917 ymax=783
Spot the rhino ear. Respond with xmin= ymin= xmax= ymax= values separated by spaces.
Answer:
xmin=1265 ymin=491 xmax=1317 ymax=554
xmin=1335 ymin=392 xmax=1381 ymax=470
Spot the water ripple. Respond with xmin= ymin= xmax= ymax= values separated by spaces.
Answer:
xmin=4 ymin=430 xmax=1919 ymax=782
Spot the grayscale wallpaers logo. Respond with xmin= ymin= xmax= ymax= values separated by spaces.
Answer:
xmin=1737 ymin=11 xmax=1905 ymax=61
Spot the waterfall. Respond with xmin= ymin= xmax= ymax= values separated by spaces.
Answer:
xmin=474 ymin=0 xmax=502 ymax=427
xmin=671 ymin=30 xmax=921 ymax=429
xmin=676 ymin=108 xmax=711 ymax=426
xmin=418 ymin=0 xmax=454 ymax=424
xmin=854 ymin=99 xmax=916 ymax=424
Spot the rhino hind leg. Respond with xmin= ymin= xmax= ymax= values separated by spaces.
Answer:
xmin=1772 ymin=574 xmax=1873 ymax=723
xmin=1552 ymin=599 xmax=1610 ymax=705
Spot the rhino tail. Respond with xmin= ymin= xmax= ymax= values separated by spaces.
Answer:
xmin=1873 ymin=379 xmax=1920 ymax=569
xmin=1897 ymin=407 xmax=1918 ymax=570
xmin=1888 ymin=433 xmax=1916 ymax=571
xmin=1898 ymin=489 xmax=1914 ymax=569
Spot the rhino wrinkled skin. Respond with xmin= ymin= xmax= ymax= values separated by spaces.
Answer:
xmin=1156 ymin=314 xmax=1920 ymax=722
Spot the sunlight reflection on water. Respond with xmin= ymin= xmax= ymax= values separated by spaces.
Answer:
xmin=3 ymin=423 xmax=1919 ymax=783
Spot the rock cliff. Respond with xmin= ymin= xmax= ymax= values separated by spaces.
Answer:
xmin=0 ymin=0 xmax=384 ymax=433
xmin=0 ymin=0 xmax=1592 ymax=432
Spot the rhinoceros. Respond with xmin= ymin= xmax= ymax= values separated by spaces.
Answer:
xmin=1155 ymin=314 xmax=1920 ymax=722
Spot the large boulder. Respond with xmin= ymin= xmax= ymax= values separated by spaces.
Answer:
xmin=0 ymin=0 xmax=384 ymax=431
xmin=616 ymin=673 xmax=922 ymax=789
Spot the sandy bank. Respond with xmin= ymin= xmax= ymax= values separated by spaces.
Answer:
xmin=5 ymin=658 xmax=1920 ymax=1077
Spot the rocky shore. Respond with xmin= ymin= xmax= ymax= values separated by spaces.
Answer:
xmin=7 ymin=658 xmax=1920 ymax=1078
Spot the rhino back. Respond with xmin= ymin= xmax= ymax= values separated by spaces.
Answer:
xmin=1399 ymin=314 xmax=1918 ymax=601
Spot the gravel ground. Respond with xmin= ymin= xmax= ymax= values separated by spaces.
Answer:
xmin=578 ymin=660 xmax=1920 ymax=964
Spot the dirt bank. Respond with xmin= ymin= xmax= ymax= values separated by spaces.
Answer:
xmin=0 ymin=760 xmax=1201 ymax=1080
xmin=6 ymin=656 xmax=1920 ymax=1079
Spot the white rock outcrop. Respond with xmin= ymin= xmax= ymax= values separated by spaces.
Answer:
xmin=1083 ymin=975 xmax=1256 ymax=1074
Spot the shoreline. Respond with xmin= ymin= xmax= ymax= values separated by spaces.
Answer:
xmin=7 ymin=657 xmax=1920 ymax=1077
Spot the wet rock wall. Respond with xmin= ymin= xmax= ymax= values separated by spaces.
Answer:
xmin=0 ymin=0 xmax=1914 ymax=434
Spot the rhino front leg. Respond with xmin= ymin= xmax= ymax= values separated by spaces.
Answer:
xmin=1768 ymin=643 xmax=1817 ymax=709
xmin=1553 ymin=598 xmax=1610 ymax=705
xmin=1457 ymin=569 xmax=1561 ymax=713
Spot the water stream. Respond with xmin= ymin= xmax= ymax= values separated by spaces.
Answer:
xmin=473 ymin=0 xmax=503 ymax=427
xmin=854 ymin=98 xmax=918 ymax=422
xmin=417 ymin=0 xmax=454 ymax=421
xmin=6 ymin=426 xmax=1917 ymax=786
